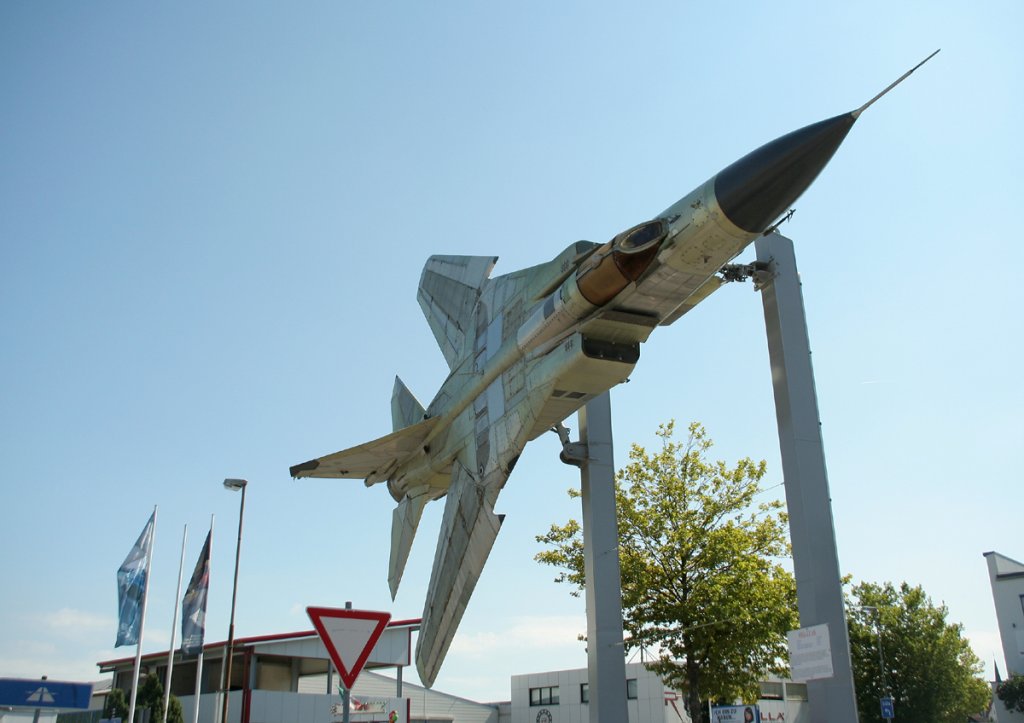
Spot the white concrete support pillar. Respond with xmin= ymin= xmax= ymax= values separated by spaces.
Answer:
xmin=756 ymin=234 xmax=858 ymax=723
xmin=579 ymin=392 xmax=629 ymax=723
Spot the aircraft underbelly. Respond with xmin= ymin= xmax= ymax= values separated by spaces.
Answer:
xmin=618 ymin=223 xmax=749 ymax=323
xmin=524 ymin=332 xmax=638 ymax=440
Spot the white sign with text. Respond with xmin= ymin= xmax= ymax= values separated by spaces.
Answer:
xmin=787 ymin=623 xmax=834 ymax=681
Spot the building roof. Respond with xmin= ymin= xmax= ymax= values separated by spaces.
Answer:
xmin=983 ymin=551 xmax=1024 ymax=580
xmin=96 ymin=618 xmax=421 ymax=672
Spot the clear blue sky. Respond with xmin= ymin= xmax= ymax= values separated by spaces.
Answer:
xmin=2 ymin=0 xmax=1021 ymax=704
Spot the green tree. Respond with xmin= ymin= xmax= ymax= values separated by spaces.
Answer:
xmin=536 ymin=421 xmax=797 ymax=723
xmin=997 ymin=673 xmax=1024 ymax=713
xmin=166 ymin=693 xmax=185 ymax=723
xmin=103 ymin=687 xmax=129 ymax=721
xmin=136 ymin=673 xmax=164 ymax=723
xmin=845 ymin=580 xmax=989 ymax=723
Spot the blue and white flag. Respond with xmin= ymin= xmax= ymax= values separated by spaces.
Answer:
xmin=180 ymin=530 xmax=211 ymax=656
xmin=116 ymin=512 xmax=155 ymax=647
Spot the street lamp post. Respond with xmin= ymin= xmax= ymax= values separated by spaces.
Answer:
xmin=221 ymin=478 xmax=247 ymax=723
xmin=861 ymin=605 xmax=891 ymax=715
xmin=864 ymin=607 xmax=887 ymax=690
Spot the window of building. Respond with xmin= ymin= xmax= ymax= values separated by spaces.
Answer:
xmin=580 ymin=683 xmax=589 ymax=703
xmin=529 ymin=686 xmax=560 ymax=706
xmin=626 ymin=678 xmax=638 ymax=700
xmin=785 ymin=682 xmax=809 ymax=701
xmin=255 ymin=657 xmax=292 ymax=691
xmin=758 ymin=681 xmax=784 ymax=700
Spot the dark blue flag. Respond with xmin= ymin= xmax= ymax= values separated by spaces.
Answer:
xmin=116 ymin=512 xmax=155 ymax=647
xmin=181 ymin=530 xmax=211 ymax=656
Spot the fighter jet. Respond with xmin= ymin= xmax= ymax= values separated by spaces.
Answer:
xmin=291 ymin=52 xmax=938 ymax=687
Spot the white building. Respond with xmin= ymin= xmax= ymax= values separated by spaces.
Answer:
xmin=985 ymin=551 xmax=1024 ymax=722
xmin=92 ymin=623 xmax=819 ymax=723
xmin=509 ymin=663 xmax=808 ymax=723
xmin=986 ymin=552 xmax=1024 ymax=677
xmin=96 ymin=621 xmax=501 ymax=723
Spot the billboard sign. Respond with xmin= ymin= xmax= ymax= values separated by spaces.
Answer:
xmin=0 ymin=679 xmax=94 ymax=710
xmin=332 ymin=696 xmax=409 ymax=722
xmin=711 ymin=705 xmax=761 ymax=723
xmin=787 ymin=623 xmax=834 ymax=681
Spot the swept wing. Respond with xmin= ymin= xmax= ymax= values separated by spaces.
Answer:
xmin=289 ymin=416 xmax=439 ymax=484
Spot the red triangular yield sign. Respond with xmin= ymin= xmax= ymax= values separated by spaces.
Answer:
xmin=307 ymin=607 xmax=392 ymax=690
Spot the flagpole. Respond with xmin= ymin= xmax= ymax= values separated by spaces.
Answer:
xmin=192 ymin=515 xmax=214 ymax=723
xmin=220 ymin=479 xmax=247 ymax=723
xmin=192 ymin=647 xmax=206 ymax=723
xmin=163 ymin=524 xmax=187 ymax=723
xmin=128 ymin=505 xmax=157 ymax=723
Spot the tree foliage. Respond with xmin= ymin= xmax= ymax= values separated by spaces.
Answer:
xmin=845 ymin=580 xmax=989 ymax=723
xmin=997 ymin=673 xmax=1024 ymax=713
xmin=137 ymin=673 xmax=164 ymax=723
xmin=166 ymin=693 xmax=185 ymax=723
xmin=103 ymin=687 xmax=129 ymax=721
xmin=536 ymin=421 xmax=796 ymax=723
xmin=103 ymin=674 xmax=183 ymax=723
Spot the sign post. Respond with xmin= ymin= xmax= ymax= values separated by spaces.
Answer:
xmin=307 ymin=604 xmax=391 ymax=723
xmin=880 ymin=696 xmax=895 ymax=720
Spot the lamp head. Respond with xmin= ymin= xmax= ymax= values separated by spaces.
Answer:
xmin=224 ymin=478 xmax=248 ymax=491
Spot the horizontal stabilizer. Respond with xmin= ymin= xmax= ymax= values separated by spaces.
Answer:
xmin=391 ymin=376 xmax=426 ymax=431
xmin=416 ymin=459 xmax=504 ymax=687
xmin=418 ymin=255 xmax=496 ymax=369
xmin=389 ymin=489 xmax=431 ymax=599
xmin=289 ymin=416 xmax=438 ymax=481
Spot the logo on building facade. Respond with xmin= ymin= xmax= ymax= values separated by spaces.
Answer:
xmin=536 ymin=709 xmax=554 ymax=723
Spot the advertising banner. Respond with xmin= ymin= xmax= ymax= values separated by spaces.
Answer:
xmin=332 ymin=697 xmax=409 ymax=722
xmin=711 ymin=704 xmax=761 ymax=723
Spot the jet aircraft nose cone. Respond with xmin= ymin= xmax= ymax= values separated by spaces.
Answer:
xmin=714 ymin=113 xmax=856 ymax=234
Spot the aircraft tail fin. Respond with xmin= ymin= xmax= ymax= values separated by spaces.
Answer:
xmin=389 ymin=489 xmax=430 ymax=599
xmin=416 ymin=459 xmax=505 ymax=687
xmin=392 ymin=376 xmax=426 ymax=431
xmin=417 ymin=255 xmax=497 ymax=369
